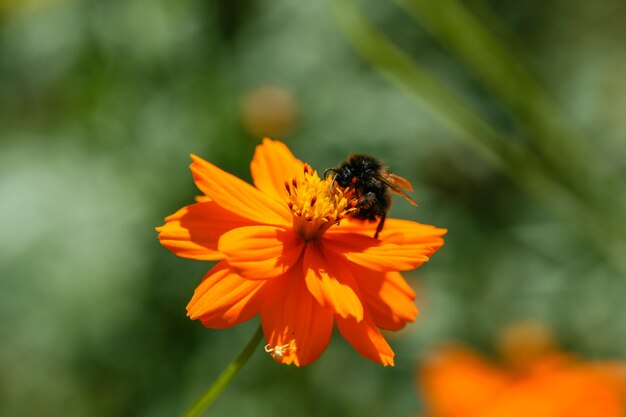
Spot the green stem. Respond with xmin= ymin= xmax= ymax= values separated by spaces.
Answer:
xmin=182 ymin=326 xmax=264 ymax=417
xmin=396 ymin=0 xmax=626 ymax=236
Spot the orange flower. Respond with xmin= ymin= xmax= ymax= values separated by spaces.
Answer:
xmin=418 ymin=344 xmax=626 ymax=417
xmin=157 ymin=139 xmax=446 ymax=366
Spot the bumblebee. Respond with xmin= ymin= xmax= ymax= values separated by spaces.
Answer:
xmin=325 ymin=154 xmax=418 ymax=238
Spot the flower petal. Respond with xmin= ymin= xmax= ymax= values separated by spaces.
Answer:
xmin=352 ymin=263 xmax=418 ymax=330
xmin=324 ymin=219 xmax=446 ymax=271
xmin=420 ymin=347 xmax=509 ymax=416
xmin=218 ymin=226 xmax=305 ymax=279
xmin=157 ymin=202 xmax=254 ymax=260
xmin=260 ymin=265 xmax=334 ymax=366
xmin=186 ymin=261 xmax=267 ymax=328
xmin=330 ymin=217 xmax=445 ymax=239
xmin=190 ymin=154 xmax=291 ymax=226
xmin=303 ymin=242 xmax=364 ymax=321
xmin=323 ymin=234 xmax=428 ymax=271
xmin=336 ymin=310 xmax=395 ymax=366
xmin=250 ymin=138 xmax=305 ymax=201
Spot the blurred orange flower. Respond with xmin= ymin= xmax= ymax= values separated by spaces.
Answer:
xmin=418 ymin=330 xmax=626 ymax=417
xmin=157 ymin=139 xmax=446 ymax=366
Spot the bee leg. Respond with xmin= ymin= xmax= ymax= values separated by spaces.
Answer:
xmin=357 ymin=192 xmax=376 ymax=209
xmin=374 ymin=211 xmax=386 ymax=239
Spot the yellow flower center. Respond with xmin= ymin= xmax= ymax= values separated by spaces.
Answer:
xmin=285 ymin=164 xmax=355 ymax=240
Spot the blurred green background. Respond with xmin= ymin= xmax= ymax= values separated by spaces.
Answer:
xmin=2 ymin=0 xmax=626 ymax=416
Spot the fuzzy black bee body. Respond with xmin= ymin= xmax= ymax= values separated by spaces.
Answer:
xmin=325 ymin=154 xmax=417 ymax=238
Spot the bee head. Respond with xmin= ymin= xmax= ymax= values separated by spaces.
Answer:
xmin=334 ymin=165 xmax=354 ymax=188
xmin=324 ymin=165 xmax=352 ymax=189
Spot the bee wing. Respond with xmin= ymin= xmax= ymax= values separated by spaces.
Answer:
xmin=386 ymin=172 xmax=413 ymax=191
xmin=381 ymin=171 xmax=418 ymax=207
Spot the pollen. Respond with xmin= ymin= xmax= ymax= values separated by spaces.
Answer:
xmin=285 ymin=164 xmax=355 ymax=240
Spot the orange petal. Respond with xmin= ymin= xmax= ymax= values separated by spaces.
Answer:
xmin=260 ymin=265 xmax=334 ymax=366
xmin=190 ymin=154 xmax=291 ymax=226
xmin=218 ymin=226 xmax=305 ymax=279
xmin=379 ymin=219 xmax=447 ymax=244
xmin=324 ymin=219 xmax=446 ymax=271
xmin=250 ymin=138 xmax=305 ymax=201
xmin=323 ymin=234 xmax=429 ymax=271
xmin=336 ymin=310 xmax=395 ymax=366
xmin=355 ymin=266 xmax=418 ymax=330
xmin=332 ymin=217 xmax=447 ymax=241
xmin=420 ymin=347 xmax=509 ymax=416
xmin=186 ymin=261 xmax=267 ymax=328
xmin=157 ymin=202 xmax=254 ymax=260
xmin=303 ymin=242 xmax=364 ymax=321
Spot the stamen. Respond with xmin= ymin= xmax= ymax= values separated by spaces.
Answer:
xmin=285 ymin=166 xmax=354 ymax=240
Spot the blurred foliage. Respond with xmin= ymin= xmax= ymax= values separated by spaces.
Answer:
xmin=2 ymin=0 xmax=626 ymax=416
